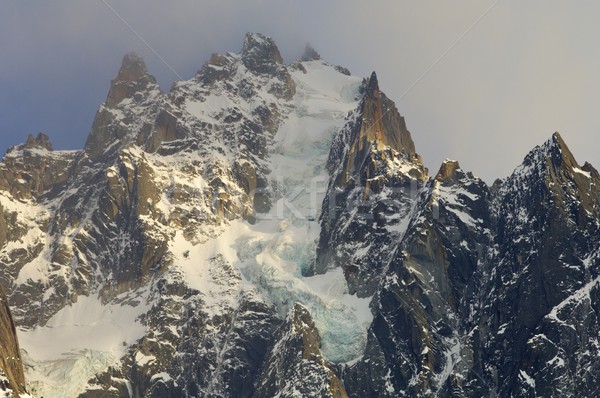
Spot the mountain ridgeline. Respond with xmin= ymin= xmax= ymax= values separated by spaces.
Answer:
xmin=0 ymin=33 xmax=598 ymax=398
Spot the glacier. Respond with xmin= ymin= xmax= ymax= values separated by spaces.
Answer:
xmin=14 ymin=58 xmax=374 ymax=397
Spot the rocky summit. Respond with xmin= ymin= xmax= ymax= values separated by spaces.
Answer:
xmin=0 ymin=33 xmax=598 ymax=398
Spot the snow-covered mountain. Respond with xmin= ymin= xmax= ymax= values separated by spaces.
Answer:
xmin=0 ymin=33 xmax=598 ymax=398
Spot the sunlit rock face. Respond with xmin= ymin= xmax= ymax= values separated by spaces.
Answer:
xmin=0 ymin=284 xmax=27 ymax=396
xmin=313 ymin=71 xmax=428 ymax=298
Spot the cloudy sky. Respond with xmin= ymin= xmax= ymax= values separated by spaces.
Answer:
xmin=1 ymin=1 xmax=598 ymax=182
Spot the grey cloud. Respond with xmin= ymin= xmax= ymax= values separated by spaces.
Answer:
xmin=0 ymin=0 xmax=598 ymax=182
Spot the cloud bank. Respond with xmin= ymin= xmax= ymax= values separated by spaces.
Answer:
xmin=0 ymin=0 xmax=598 ymax=182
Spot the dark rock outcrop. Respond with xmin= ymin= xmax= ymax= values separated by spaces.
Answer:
xmin=25 ymin=132 xmax=52 ymax=151
xmin=0 ymin=284 xmax=26 ymax=396
xmin=342 ymin=159 xmax=493 ymax=397
xmin=106 ymin=52 xmax=157 ymax=108
xmin=84 ymin=52 xmax=162 ymax=162
xmin=301 ymin=43 xmax=321 ymax=62
xmin=255 ymin=303 xmax=348 ymax=398
xmin=478 ymin=132 xmax=600 ymax=397
xmin=240 ymin=33 xmax=295 ymax=99
xmin=0 ymin=133 xmax=76 ymax=200
xmin=241 ymin=32 xmax=284 ymax=72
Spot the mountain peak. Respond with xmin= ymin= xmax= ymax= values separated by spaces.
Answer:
xmin=241 ymin=32 xmax=283 ymax=70
xmin=357 ymin=72 xmax=415 ymax=157
xmin=517 ymin=132 xmax=579 ymax=176
xmin=504 ymin=132 xmax=600 ymax=224
xmin=116 ymin=52 xmax=148 ymax=83
xmin=582 ymin=161 xmax=599 ymax=176
xmin=546 ymin=131 xmax=566 ymax=152
xmin=544 ymin=131 xmax=578 ymax=171
xmin=548 ymin=131 xmax=571 ymax=157
xmin=367 ymin=71 xmax=379 ymax=94
xmin=435 ymin=159 xmax=461 ymax=182
xmin=24 ymin=132 xmax=52 ymax=151
xmin=105 ymin=52 xmax=157 ymax=108
xmin=326 ymin=71 xmax=420 ymax=188
xmin=301 ymin=43 xmax=321 ymax=61
xmin=84 ymin=52 xmax=160 ymax=160
xmin=551 ymin=131 xmax=564 ymax=144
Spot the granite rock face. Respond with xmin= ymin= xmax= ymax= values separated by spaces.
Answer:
xmin=0 ymin=284 xmax=26 ymax=396
xmin=479 ymin=132 xmax=600 ymax=397
xmin=0 ymin=33 xmax=598 ymax=398
xmin=313 ymin=71 xmax=428 ymax=297
xmin=255 ymin=303 xmax=348 ymax=398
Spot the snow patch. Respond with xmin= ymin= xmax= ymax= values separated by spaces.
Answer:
xmin=573 ymin=167 xmax=591 ymax=178
xmin=518 ymin=370 xmax=536 ymax=388
xmin=547 ymin=277 xmax=600 ymax=323
xmin=19 ymin=291 xmax=150 ymax=398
